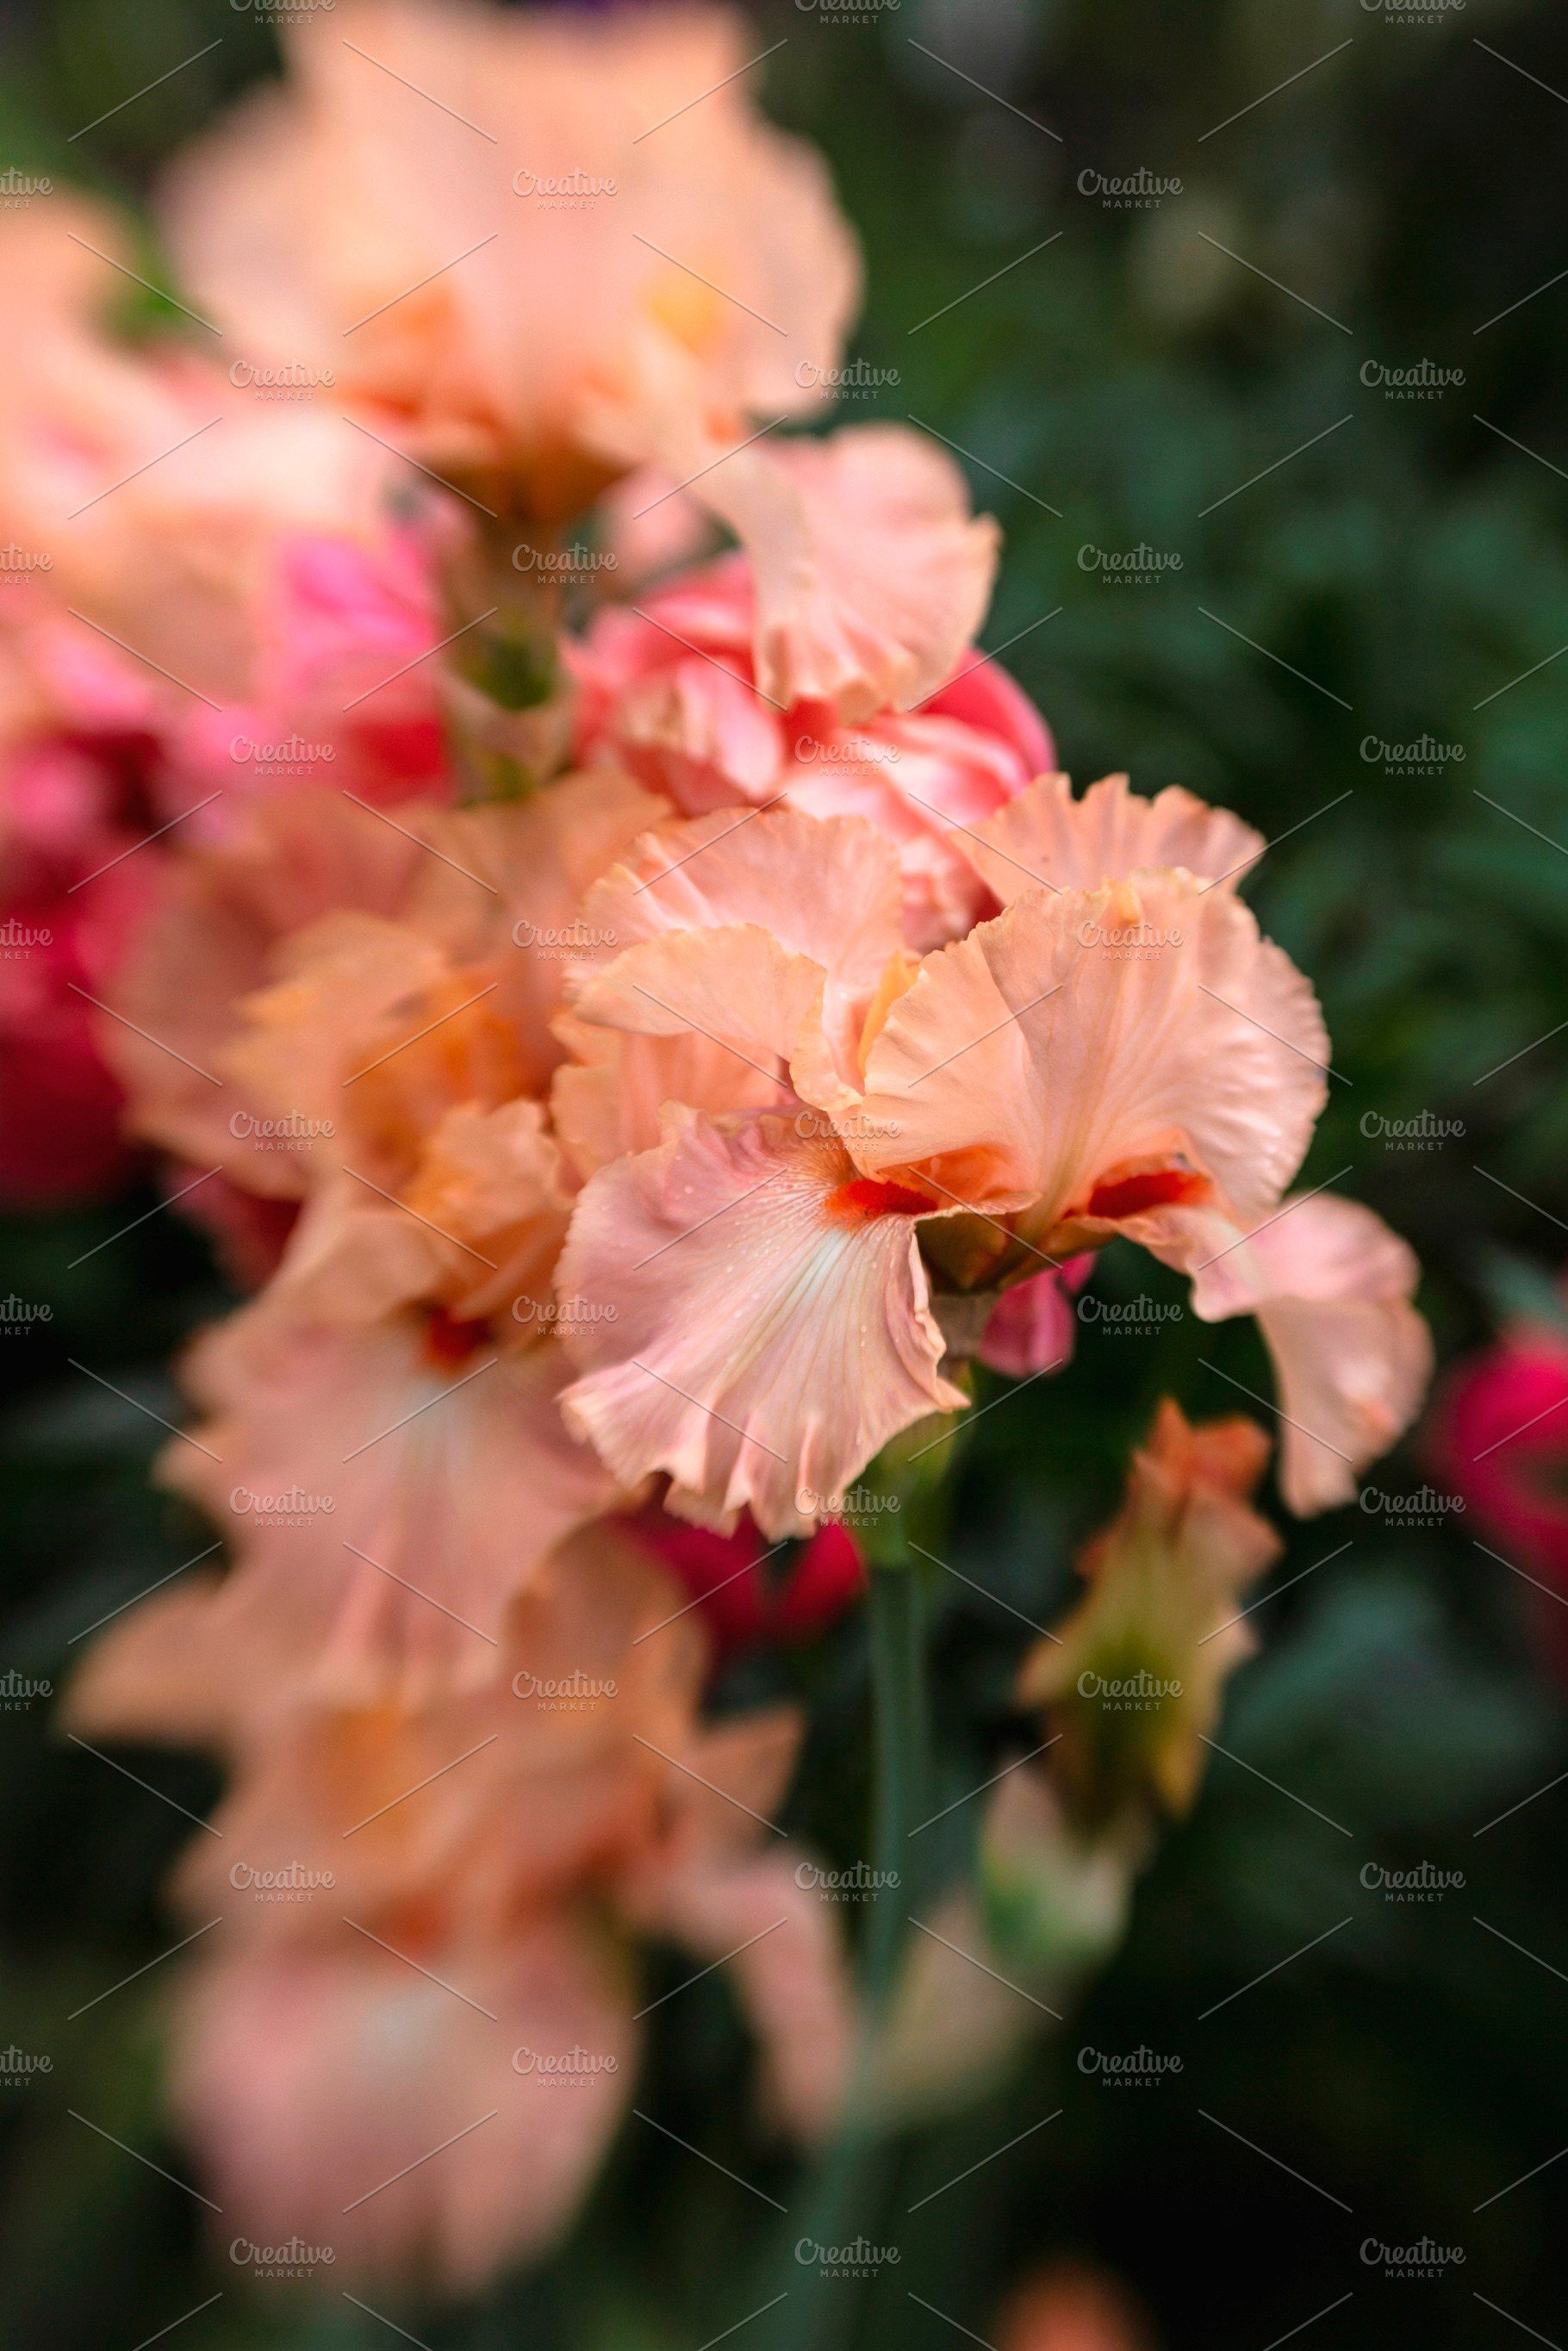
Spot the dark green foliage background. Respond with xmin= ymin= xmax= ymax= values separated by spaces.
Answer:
xmin=3 ymin=1 xmax=1567 ymax=2345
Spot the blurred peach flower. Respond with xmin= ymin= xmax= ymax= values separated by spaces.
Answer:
xmin=101 ymin=768 xmax=675 ymax=1696
xmin=66 ymin=1523 xmax=852 ymax=2291
xmin=0 ymin=195 xmax=457 ymax=813
xmin=1017 ymin=1400 xmax=1282 ymax=1819
xmin=998 ymin=2265 xmax=1157 ymax=2351
xmin=159 ymin=0 xmax=862 ymax=516
xmin=101 ymin=763 xmax=662 ymax=1205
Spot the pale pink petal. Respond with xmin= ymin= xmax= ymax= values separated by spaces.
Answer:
xmin=969 ymin=772 xmax=1266 ymax=905
xmin=979 ymin=1256 xmax=1095 ymax=1378
xmin=593 ymin=656 xmax=785 ymax=815
xmin=1179 ymin=1193 xmax=1434 ymax=1514
xmin=550 ymin=1015 xmax=784 ymax=1185
xmin=170 ymin=1921 xmax=634 ymax=2293
xmin=923 ymin=653 xmax=1055 ymax=779
xmin=782 ymin=709 xmax=1027 ymax=953
xmin=627 ymin=1848 xmax=853 ymax=2142
xmin=694 ymin=423 xmax=999 ymax=722
xmin=158 ymin=1300 xmax=620 ymax=1701
xmin=61 ymin=1573 xmax=273 ymax=1753
xmin=557 ymin=1108 xmax=965 ymax=1538
xmin=853 ymin=875 xmax=1328 ymax=1231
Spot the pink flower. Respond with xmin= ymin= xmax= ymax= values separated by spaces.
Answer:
xmin=1432 ymin=1330 xmax=1568 ymax=1676
xmin=157 ymin=0 xmax=862 ymax=512
xmin=627 ymin=1502 xmax=866 ymax=1652
xmin=0 ymin=655 xmax=165 ymax=1202
xmin=978 ymin=1253 xmax=1095 ymax=1379
xmin=568 ymin=424 xmax=1050 ymax=950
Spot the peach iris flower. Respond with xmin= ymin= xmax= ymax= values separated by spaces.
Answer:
xmin=553 ymin=775 xmax=1430 ymax=1533
xmin=158 ymin=0 xmax=862 ymax=515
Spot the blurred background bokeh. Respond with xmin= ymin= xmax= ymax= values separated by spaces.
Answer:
xmin=5 ymin=0 xmax=1568 ymax=2345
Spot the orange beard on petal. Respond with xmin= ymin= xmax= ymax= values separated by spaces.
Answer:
xmin=1084 ymin=1166 xmax=1210 ymax=1222
xmin=422 ymin=1304 xmax=494 ymax=1371
xmin=824 ymin=1176 xmax=935 ymax=1223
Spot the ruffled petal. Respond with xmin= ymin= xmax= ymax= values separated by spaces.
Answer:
xmin=568 ymin=805 xmax=903 ymax=1079
xmin=969 ymin=772 xmax=1265 ymax=904
xmin=1178 ymin=1193 xmax=1433 ymax=1514
xmin=557 ymin=1108 xmax=965 ymax=1537
xmin=550 ymin=1015 xmax=784 ymax=1184
xmin=853 ymin=874 xmax=1328 ymax=1230
xmin=694 ymin=423 xmax=999 ymax=721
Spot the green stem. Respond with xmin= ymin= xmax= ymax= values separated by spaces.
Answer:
xmin=754 ymin=1560 xmax=930 ymax=2351
xmin=863 ymin=1560 xmax=928 ymax=2008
